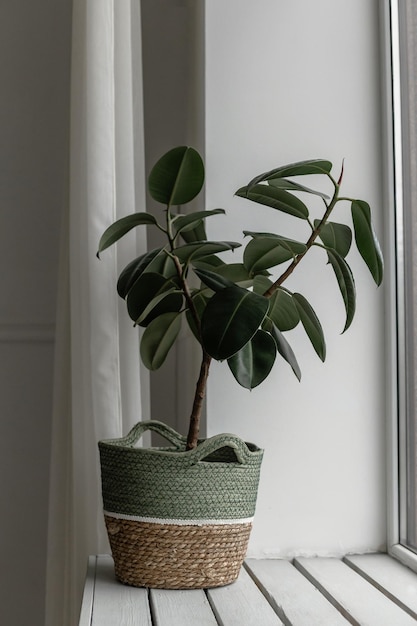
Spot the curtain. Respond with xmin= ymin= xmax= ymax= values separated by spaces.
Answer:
xmin=45 ymin=2 xmax=147 ymax=624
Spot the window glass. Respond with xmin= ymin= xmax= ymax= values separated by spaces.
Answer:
xmin=393 ymin=0 xmax=417 ymax=552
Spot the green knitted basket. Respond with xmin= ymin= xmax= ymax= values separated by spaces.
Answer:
xmin=99 ymin=420 xmax=263 ymax=589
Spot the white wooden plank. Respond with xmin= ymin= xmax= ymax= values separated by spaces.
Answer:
xmin=78 ymin=556 xmax=96 ymax=626
xmin=295 ymin=556 xmax=417 ymax=626
xmin=207 ymin=565 xmax=283 ymax=626
xmin=246 ymin=558 xmax=349 ymax=625
xmin=345 ymin=553 xmax=417 ymax=619
xmin=92 ymin=555 xmax=152 ymax=626
xmin=150 ymin=588 xmax=218 ymax=626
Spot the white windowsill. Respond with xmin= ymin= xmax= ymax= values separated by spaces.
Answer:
xmin=79 ymin=552 xmax=417 ymax=625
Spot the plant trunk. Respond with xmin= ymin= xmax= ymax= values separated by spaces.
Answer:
xmin=186 ymin=350 xmax=212 ymax=450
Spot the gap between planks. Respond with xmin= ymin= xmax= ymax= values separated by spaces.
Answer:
xmin=294 ymin=555 xmax=417 ymax=626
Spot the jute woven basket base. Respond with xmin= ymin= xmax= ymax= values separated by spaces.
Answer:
xmin=105 ymin=515 xmax=252 ymax=589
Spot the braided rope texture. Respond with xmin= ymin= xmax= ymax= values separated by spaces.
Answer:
xmin=99 ymin=425 xmax=264 ymax=520
xmin=104 ymin=516 xmax=252 ymax=589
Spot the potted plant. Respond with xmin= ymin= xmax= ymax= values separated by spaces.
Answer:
xmin=97 ymin=146 xmax=383 ymax=589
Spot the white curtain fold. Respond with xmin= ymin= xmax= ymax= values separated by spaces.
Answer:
xmin=45 ymin=2 xmax=147 ymax=624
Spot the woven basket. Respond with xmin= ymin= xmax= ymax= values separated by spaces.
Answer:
xmin=98 ymin=420 xmax=263 ymax=589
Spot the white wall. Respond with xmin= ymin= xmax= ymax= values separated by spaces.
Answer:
xmin=205 ymin=0 xmax=387 ymax=556
xmin=0 ymin=1 xmax=71 ymax=625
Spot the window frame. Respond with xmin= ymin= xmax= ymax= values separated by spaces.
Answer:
xmin=384 ymin=0 xmax=417 ymax=570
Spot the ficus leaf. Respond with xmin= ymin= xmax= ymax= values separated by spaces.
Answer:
xmin=179 ymin=220 xmax=207 ymax=243
xmin=173 ymin=209 xmax=225 ymax=236
xmin=264 ymin=318 xmax=301 ymax=381
xmin=207 ymin=263 xmax=253 ymax=288
xmin=253 ymin=275 xmax=273 ymax=294
xmin=134 ymin=287 xmax=183 ymax=327
xmin=192 ymin=256 xmax=225 ymax=271
xmin=252 ymin=279 xmax=300 ymax=331
xmin=314 ymin=220 xmax=352 ymax=258
xmin=351 ymin=200 xmax=384 ymax=286
xmin=243 ymin=232 xmax=307 ymax=253
xmin=267 ymin=288 xmax=300 ymax=331
xmin=326 ymin=249 xmax=356 ymax=332
xmin=174 ymin=241 xmax=241 ymax=264
xmin=126 ymin=273 xmax=182 ymax=326
xmin=201 ymin=286 xmax=269 ymax=360
xmin=148 ymin=146 xmax=204 ymax=206
xmin=97 ymin=213 xmax=158 ymax=256
xmin=293 ymin=293 xmax=326 ymax=361
xmin=143 ymin=248 xmax=177 ymax=279
xmin=140 ymin=312 xmax=182 ymax=370
xmin=194 ymin=267 xmax=235 ymax=292
xmin=236 ymin=184 xmax=309 ymax=219
xmin=246 ymin=159 xmax=333 ymax=189
xmin=268 ymin=177 xmax=330 ymax=200
xmin=117 ymin=247 xmax=163 ymax=299
xmin=227 ymin=330 xmax=276 ymax=389
xmin=243 ymin=237 xmax=296 ymax=274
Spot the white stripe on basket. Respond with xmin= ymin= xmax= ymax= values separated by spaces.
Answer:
xmin=103 ymin=510 xmax=254 ymax=526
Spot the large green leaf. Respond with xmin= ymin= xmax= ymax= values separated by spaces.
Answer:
xmin=179 ymin=220 xmax=207 ymax=243
xmin=135 ymin=287 xmax=183 ymax=327
xmin=192 ymin=255 xmax=225 ymax=270
xmin=267 ymin=288 xmax=300 ymax=331
xmin=148 ymin=146 xmax=204 ymax=206
xmin=194 ymin=268 xmax=234 ymax=292
xmin=293 ymin=293 xmax=326 ymax=361
xmin=126 ymin=273 xmax=182 ymax=326
xmin=252 ymin=278 xmax=300 ymax=331
xmin=227 ymin=330 xmax=276 ymax=389
xmin=236 ymin=184 xmax=309 ymax=219
xmin=173 ymin=209 xmax=225 ymax=236
xmin=351 ymin=200 xmax=384 ymax=286
xmin=265 ymin=319 xmax=301 ymax=380
xmin=143 ymin=248 xmax=177 ymax=279
xmin=140 ymin=312 xmax=182 ymax=370
xmin=207 ymin=263 xmax=253 ymax=288
xmin=314 ymin=220 xmax=352 ymax=258
xmin=174 ymin=240 xmax=241 ymax=264
xmin=201 ymin=286 xmax=269 ymax=360
xmin=268 ymin=177 xmax=330 ymax=200
xmin=253 ymin=275 xmax=273 ymax=294
xmin=246 ymin=159 xmax=333 ymax=189
xmin=326 ymin=249 xmax=356 ymax=332
xmin=244 ymin=232 xmax=307 ymax=252
xmin=117 ymin=248 xmax=163 ymax=298
xmin=243 ymin=237 xmax=296 ymax=274
xmin=97 ymin=213 xmax=158 ymax=256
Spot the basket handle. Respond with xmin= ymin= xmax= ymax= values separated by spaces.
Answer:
xmin=122 ymin=420 xmax=187 ymax=449
xmin=189 ymin=433 xmax=253 ymax=465
xmin=119 ymin=421 xmax=254 ymax=464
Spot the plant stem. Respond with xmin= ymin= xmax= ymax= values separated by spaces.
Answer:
xmin=186 ymin=350 xmax=212 ymax=450
xmin=263 ymin=181 xmax=340 ymax=298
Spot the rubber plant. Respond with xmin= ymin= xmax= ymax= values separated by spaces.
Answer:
xmin=98 ymin=146 xmax=383 ymax=450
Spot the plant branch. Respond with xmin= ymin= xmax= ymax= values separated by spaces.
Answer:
xmin=263 ymin=179 xmax=340 ymax=298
